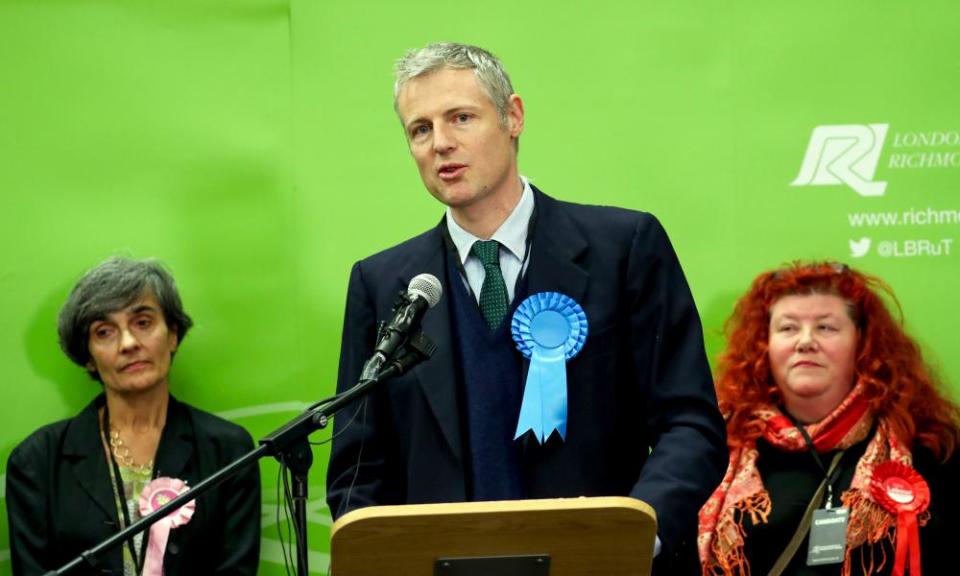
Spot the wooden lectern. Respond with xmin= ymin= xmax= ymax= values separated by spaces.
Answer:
xmin=330 ymin=496 xmax=657 ymax=575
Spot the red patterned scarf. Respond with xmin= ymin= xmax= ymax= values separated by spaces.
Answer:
xmin=698 ymin=385 xmax=918 ymax=575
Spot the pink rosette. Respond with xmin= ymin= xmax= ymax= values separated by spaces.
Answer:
xmin=138 ymin=477 xmax=195 ymax=576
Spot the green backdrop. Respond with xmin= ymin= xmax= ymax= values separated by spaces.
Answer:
xmin=1 ymin=1 xmax=957 ymax=573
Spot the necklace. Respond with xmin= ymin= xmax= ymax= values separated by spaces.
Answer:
xmin=108 ymin=427 xmax=154 ymax=475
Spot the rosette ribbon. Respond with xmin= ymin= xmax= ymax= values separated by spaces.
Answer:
xmin=138 ymin=477 xmax=195 ymax=576
xmin=870 ymin=461 xmax=930 ymax=576
xmin=511 ymin=291 xmax=588 ymax=443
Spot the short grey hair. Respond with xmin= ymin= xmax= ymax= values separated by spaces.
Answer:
xmin=58 ymin=257 xmax=193 ymax=377
xmin=394 ymin=42 xmax=515 ymax=125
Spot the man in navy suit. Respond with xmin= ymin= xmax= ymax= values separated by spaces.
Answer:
xmin=326 ymin=42 xmax=726 ymax=574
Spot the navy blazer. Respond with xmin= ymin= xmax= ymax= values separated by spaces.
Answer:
xmin=6 ymin=394 xmax=260 ymax=575
xmin=327 ymin=187 xmax=726 ymax=573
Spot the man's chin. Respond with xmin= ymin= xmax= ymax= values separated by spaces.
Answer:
xmin=429 ymin=185 xmax=474 ymax=208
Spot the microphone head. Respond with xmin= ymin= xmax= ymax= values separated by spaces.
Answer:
xmin=408 ymin=273 xmax=442 ymax=308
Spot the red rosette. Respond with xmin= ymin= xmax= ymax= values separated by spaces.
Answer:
xmin=870 ymin=461 xmax=930 ymax=576
xmin=870 ymin=461 xmax=930 ymax=515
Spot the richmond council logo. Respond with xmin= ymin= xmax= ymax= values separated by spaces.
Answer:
xmin=791 ymin=124 xmax=889 ymax=197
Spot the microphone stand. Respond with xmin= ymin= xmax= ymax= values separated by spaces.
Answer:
xmin=46 ymin=333 xmax=436 ymax=576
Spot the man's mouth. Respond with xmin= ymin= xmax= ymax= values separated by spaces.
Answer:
xmin=438 ymin=164 xmax=467 ymax=180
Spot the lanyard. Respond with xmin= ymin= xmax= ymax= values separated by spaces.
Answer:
xmin=101 ymin=405 xmax=153 ymax=574
xmin=789 ymin=416 xmax=846 ymax=509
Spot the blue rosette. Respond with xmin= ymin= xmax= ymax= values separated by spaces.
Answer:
xmin=511 ymin=291 xmax=588 ymax=443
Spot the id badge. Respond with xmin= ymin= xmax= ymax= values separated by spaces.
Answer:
xmin=806 ymin=507 xmax=849 ymax=565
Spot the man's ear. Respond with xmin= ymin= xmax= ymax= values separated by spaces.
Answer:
xmin=507 ymin=94 xmax=525 ymax=139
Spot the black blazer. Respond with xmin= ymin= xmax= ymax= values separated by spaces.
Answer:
xmin=326 ymin=187 xmax=727 ymax=573
xmin=5 ymin=394 xmax=260 ymax=575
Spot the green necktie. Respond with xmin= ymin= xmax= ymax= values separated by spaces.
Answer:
xmin=471 ymin=240 xmax=510 ymax=329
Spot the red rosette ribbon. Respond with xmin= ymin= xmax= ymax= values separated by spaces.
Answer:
xmin=870 ymin=461 xmax=930 ymax=576
xmin=138 ymin=477 xmax=195 ymax=576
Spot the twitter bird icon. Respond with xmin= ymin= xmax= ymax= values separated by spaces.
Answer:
xmin=849 ymin=238 xmax=871 ymax=258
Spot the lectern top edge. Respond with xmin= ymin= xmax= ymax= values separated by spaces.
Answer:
xmin=330 ymin=495 xmax=657 ymax=539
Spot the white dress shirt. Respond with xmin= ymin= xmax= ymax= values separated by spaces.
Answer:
xmin=445 ymin=177 xmax=534 ymax=304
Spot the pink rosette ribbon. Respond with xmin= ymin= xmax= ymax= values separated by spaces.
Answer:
xmin=138 ymin=477 xmax=195 ymax=576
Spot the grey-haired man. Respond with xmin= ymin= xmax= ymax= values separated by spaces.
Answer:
xmin=327 ymin=42 xmax=726 ymax=574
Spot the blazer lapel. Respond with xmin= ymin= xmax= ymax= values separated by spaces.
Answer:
xmin=396 ymin=224 xmax=463 ymax=463
xmin=154 ymin=396 xmax=194 ymax=480
xmin=62 ymin=397 xmax=119 ymax=524
xmin=526 ymin=187 xmax=589 ymax=303
xmin=519 ymin=188 xmax=590 ymax=399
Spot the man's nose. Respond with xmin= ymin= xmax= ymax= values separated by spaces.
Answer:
xmin=433 ymin=122 xmax=456 ymax=153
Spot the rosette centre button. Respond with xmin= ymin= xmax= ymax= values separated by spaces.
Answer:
xmin=530 ymin=310 xmax=568 ymax=348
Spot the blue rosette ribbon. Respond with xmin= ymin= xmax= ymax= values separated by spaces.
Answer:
xmin=511 ymin=291 xmax=588 ymax=443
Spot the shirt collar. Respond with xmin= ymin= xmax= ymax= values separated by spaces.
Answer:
xmin=446 ymin=176 xmax=534 ymax=265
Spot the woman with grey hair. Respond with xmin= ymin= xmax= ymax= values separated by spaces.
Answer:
xmin=5 ymin=257 xmax=261 ymax=575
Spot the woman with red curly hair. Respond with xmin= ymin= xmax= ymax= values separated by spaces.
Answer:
xmin=698 ymin=262 xmax=959 ymax=576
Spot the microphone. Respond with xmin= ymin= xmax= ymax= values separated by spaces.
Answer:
xmin=359 ymin=273 xmax=442 ymax=382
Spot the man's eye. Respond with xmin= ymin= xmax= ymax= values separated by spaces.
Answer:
xmin=136 ymin=317 xmax=152 ymax=328
xmin=454 ymin=113 xmax=470 ymax=123
xmin=411 ymin=125 xmax=430 ymax=138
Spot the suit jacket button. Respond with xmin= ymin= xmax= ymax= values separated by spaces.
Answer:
xmin=168 ymin=542 xmax=179 ymax=555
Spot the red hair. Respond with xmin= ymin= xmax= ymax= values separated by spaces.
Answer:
xmin=717 ymin=261 xmax=960 ymax=460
